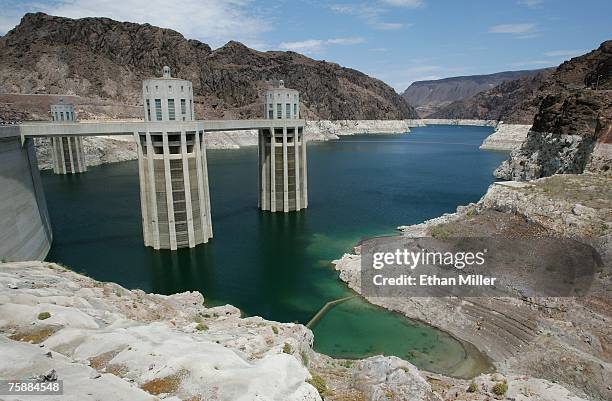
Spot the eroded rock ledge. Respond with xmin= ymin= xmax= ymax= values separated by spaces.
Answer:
xmin=479 ymin=123 xmax=531 ymax=151
xmin=335 ymin=173 xmax=611 ymax=401
xmin=0 ymin=259 xmax=594 ymax=400
xmin=0 ymin=261 xmax=321 ymax=401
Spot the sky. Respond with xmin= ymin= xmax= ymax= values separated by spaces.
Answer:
xmin=0 ymin=0 xmax=610 ymax=92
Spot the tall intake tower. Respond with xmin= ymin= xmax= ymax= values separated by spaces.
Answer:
xmin=137 ymin=66 xmax=212 ymax=250
xmin=259 ymin=80 xmax=307 ymax=212
xmin=50 ymin=100 xmax=87 ymax=174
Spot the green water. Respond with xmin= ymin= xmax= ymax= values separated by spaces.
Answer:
xmin=312 ymin=297 xmax=468 ymax=373
xmin=42 ymin=125 xmax=506 ymax=374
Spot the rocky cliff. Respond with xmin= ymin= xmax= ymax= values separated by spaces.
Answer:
xmin=402 ymin=69 xmax=549 ymax=117
xmin=0 ymin=13 xmax=417 ymax=122
xmin=494 ymin=41 xmax=612 ymax=180
xmin=428 ymin=70 xmax=552 ymax=123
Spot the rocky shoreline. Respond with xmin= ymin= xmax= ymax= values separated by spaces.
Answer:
xmin=1 ymin=259 xmax=597 ymax=401
xmin=9 ymin=121 xmax=610 ymax=400
xmin=334 ymin=173 xmax=611 ymax=401
xmin=479 ymin=123 xmax=531 ymax=151
xmin=34 ymin=119 xmax=513 ymax=170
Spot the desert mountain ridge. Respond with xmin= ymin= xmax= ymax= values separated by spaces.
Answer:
xmin=430 ymin=40 xmax=611 ymax=124
xmin=402 ymin=69 xmax=552 ymax=117
xmin=0 ymin=12 xmax=417 ymax=122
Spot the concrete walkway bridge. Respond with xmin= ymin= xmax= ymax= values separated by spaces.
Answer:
xmin=0 ymin=69 xmax=308 ymax=261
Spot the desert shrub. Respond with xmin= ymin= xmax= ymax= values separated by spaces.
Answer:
xmin=301 ymin=350 xmax=309 ymax=366
xmin=307 ymin=374 xmax=327 ymax=397
xmin=195 ymin=323 xmax=208 ymax=331
xmin=340 ymin=360 xmax=353 ymax=368
xmin=282 ymin=343 xmax=292 ymax=354
xmin=430 ymin=225 xmax=451 ymax=239
xmin=37 ymin=312 xmax=51 ymax=320
xmin=492 ymin=381 xmax=508 ymax=396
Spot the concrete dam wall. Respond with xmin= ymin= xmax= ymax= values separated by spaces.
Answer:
xmin=0 ymin=127 xmax=52 ymax=261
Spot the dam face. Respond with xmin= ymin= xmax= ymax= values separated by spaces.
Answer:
xmin=0 ymin=127 xmax=52 ymax=261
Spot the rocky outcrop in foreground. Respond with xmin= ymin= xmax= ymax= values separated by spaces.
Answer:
xmin=0 ymin=261 xmax=321 ymax=401
xmin=0 ymin=13 xmax=417 ymax=121
xmin=1 ymin=259 xmax=597 ymax=401
xmin=335 ymin=173 xmax=611 ymax=401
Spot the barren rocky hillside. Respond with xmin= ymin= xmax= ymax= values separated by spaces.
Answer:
xmin=0 ymin=13 xmax=417 ymax=122
xmin=494 ymin=40 xmax=612 ymax=180
xmin=402 ymin=69 xmax=549 ymax=117
xmin=428 ymin=70 xmax=552 ymax=123
xmin=431 ymin=40 xmax=611 ymax=126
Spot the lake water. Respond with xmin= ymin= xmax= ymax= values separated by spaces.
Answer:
xmin=42 ymin=125 xmax=506 ymax=375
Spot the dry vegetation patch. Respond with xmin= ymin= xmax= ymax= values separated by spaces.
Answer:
xmin=8 ymin=325 xmax=62 ymax=344
xmin=140 ymin=369 xmax=188 ymax=395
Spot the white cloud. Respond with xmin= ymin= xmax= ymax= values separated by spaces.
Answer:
xmin=279 ymin=37 xmax=365 ymax=54
xmin=371 ymin=21 xmax=406 ymax=30
xmin=489 ymin=23 xmax=536 ymax=34
xmin=326 ymin=37 xmax=366 ymax=45
xmin=5 ymin=0 xmax=269 ymax=48
xmin=518 ymin=0 xmax=543 ymax=8
xmin=329 ymin=4 xmax=411 ymax=31
xmin=544 ymin=49 xmax=582 ymax=57
xmin=381 ymin=0 xmax=424 ymax=8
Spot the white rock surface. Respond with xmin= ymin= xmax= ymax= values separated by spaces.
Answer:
xmin=305 ymin=119 xmax=423 ymax=141
xmin=0 ymin=261 xmax=321 ymax=401
xmin=421 ymin=118 xmax=497 ymax=127
xmin=480 ymin=123 xmax=531 ymax=151
xmin=352 ymin=356 xmax=440 ymax=401
xmin=0 ymin=337 xmax=158 ymax=401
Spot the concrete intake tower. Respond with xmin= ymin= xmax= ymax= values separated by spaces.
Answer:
xmin=137 ymin=66 xmax=212 ymax=250
xmin=2 ymin=67 xmax=306 ymax=258
xmin=50 ymin=100 xmax=87 ymax=174
xmin=259 ymin=80 xmax=308 ymax=212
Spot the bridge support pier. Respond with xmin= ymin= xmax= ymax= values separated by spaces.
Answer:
xmin=258 ymin=126 xmax=307 ymax=212
xmin=51 ymin=136 xmax=87 ymax=174
xmin=136 ymin=129 xmax=212 ymax=250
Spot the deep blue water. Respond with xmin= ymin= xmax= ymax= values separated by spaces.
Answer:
xmin=42 ymin=125 xmax=506 ymax=371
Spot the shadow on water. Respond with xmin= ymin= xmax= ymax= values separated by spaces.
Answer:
xmin=43 ymin=125 xmax=507 ymax=376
